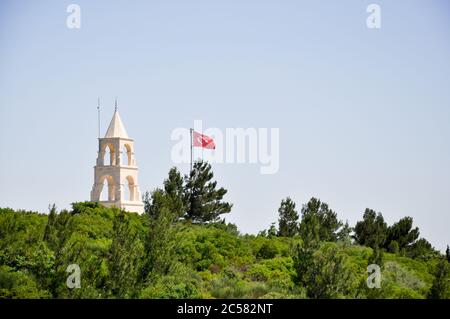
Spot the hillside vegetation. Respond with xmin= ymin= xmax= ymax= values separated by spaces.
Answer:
xmin=1 ymin=161 xmax=449 ymax=299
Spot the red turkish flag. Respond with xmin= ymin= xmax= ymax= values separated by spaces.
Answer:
xmin=193 ymin=131 xmax=216 ymax=149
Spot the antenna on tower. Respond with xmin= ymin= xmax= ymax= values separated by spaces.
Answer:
xmin=115 ymin=97 xmax=118 ymax=112
xmin=97 ymin=97 xmax=101 ymax=138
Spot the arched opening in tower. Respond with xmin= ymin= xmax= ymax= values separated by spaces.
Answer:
xmin=103 ymin=144 xmax=115 ymax=166
xmin=100 ymin=175 xmax=115 ymax=201
xmin=122 ymin=144 xmax=132 ymax=166
xmin=124 ymin=176 xmax=135 ymax=201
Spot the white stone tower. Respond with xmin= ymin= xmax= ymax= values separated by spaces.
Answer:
xmin=90 ymin=105 xmax=144 ymax=214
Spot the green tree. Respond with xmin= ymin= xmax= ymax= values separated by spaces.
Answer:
xmin=43 ymin=204 xmax=57 ymax=243
xmin=107 ymin=211 xmax=144 ymax=298
xmin=0 ymin=265 xmax=51 ymax=298
xmin=446 ymin=245 xmax=450 ymax=263
xmin=259 ymin=223 xmax=278 ymax=237
xmin=142 ymin=189 xmax=177 ymax=281
xmin=293 ymin=212 xmax=320 ymax=292
xmin=184 ymin=160 xmax=232 ymax=223
xmin=1 ymin=195 xmax=448 ymax=300
xmin=277 ymin=197 xmax=299 ymax=237
xmin=428 ymin=259 xmax=450 ymax=299
xmin=267 ymin=223 xmax=278 ymax=237
xmin=368 ymin=246 xmax=384 ymax=267
xmin=257 ymin=241 xmax=279 ymax=259
xmin=387 ymin=240 xmax=400 ymax=254
xmin=386 ymin=217 xmax=419 ymax=250
xmin=293 ymin=242 xmax=316 ymax=291
xmin=163 ymin=167 xmax=186 ymax=218
xmin=337 ymin=221 xmax=353 ymax=243
xmin=143 ymin=189 xmax=177 ymax=223
xmin=353 ymin=208 xmax=388 ymax=249
xmin=143 ymin=191 xmax=153 ymax=218
xmin=299 ymin=198 xmax=343 ymax=243
xmin=407 ymin=238 xmax=438 ymax=260
xmin=294 ymin=243 xmax=356 ymax=298
xmin=42 ymin=206 xmax=75 ymax=295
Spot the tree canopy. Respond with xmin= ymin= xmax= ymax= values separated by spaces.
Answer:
xmin=184 ymin=161 xmax=232 ymax=223
xmin=277 ymin=197 xmax=299 ymax=237
xmin=0 ymin=163 xmax=448 ymax=299
xmin=299 ymin=198 xmax=344 ymax=243
xmin=353 ymin=209 xmax=388 ymax=249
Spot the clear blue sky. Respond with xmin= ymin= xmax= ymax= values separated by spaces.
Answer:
xmin=1 ymin=0 xmax=449 ymax=251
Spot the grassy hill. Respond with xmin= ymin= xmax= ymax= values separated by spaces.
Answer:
xmin=0 ymin=203 xmax=448 ymax=299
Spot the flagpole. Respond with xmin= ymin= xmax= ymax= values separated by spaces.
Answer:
xmin=190 ymin=128 xmax=193 ymax=173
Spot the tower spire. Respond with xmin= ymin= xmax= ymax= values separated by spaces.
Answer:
xmin=115 ymin=97 xmax=118 ymax=112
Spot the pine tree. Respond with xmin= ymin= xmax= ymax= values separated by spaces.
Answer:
xmin=294 ymin=244 xmax=355 ymax=298
xmin=386 ymin=217 xmax=419 ymax=250
xmin=428 ymin=259 xmax=450 ymax=299
xmin=43 ymin=204 xmax=57 ymax=243
xmin=368 ymin=246 xmax=384 ymax=267
xmin=163 ymin=167 xmax=186 ymax=218
xmin=42 ymin=205 xmax=76 ymax=296
xmin=108 ymin=211 xmax=144 ymax=297
xmin=407 ymin=238 xmax=437 ymax=260
xmin=142 ymin=189 xmax=177 ymax=281
xmin=299 ymin=198 xmax=343 ymax=243
xmin=143 ymin=189 xmax=167 ymax=220
xmin=293 ymin=243 xmax=315 ymax=289
xmin=446 ymin=245 xmax=450 ymax=263
xmin=337 ymin=220 xmax=353 ymax=243
xmin=388 ymin=240 xmax=400 ymax=254
xmin=353 ymin=208 xmax=388 ymax=249
xmin=267 ymin=223 xmax=278 ymax=237
xmin=184 ymin=160 xmax=232 ymax=223
xmin=277 ymin=197 xmax=299 ymax=237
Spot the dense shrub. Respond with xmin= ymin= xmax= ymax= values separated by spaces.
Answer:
xmin=0 ymin=205 xmax=448 ymax=299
